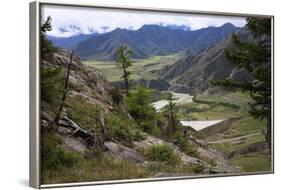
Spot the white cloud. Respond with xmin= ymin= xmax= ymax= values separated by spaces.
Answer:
xmin=41 ymin=4 xmax=246 ymax=37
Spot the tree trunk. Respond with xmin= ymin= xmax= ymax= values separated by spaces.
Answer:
xmin=122 ymin=65 xmax=129 ymax=96
xmin=168 ymin=101 xmax=175 ymax=130
xmin=58 ymin=116 xmax=105 ymax=148
xmin=100 ymin=113 xmax=107 ymax=144
xmin=52 ymin=50 xmax=74 ymax=130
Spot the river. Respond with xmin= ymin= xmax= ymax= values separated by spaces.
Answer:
xmin=151 ymin=92 xmax=193 ymax=111
xmin=151 ymin=92 xmax=224 ymax=131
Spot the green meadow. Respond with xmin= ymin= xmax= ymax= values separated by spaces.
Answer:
xmin=83 ymin=54 xmax=181 ymax=82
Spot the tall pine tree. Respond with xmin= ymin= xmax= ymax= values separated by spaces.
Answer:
xmin=212 ymin=17 xmax=272 ymax=152
xmin=163 ymin=93 xmax=179 ymax=131
xmin=115 ymin=44 xmax=132 ymax=96
xmin=41 ymin=16 xmax=58 ymax=58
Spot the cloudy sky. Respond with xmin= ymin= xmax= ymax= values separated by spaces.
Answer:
xmin=41 ymin=4 xmax=246 ymax=38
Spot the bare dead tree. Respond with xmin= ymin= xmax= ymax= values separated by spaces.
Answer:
xmin=100 ymin=112 xmax=107 ymax=144
xmin=51 ymin=50 xmax=74 ymax=130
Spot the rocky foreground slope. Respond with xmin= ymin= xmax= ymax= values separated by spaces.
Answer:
xmin=41 ymin=52 xmax=239 ymax=183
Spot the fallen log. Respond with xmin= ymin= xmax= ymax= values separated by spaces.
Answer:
xmin=58 ymin=116 xmax=105 ymax=147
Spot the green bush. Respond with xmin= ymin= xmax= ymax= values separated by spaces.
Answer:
xmin=133 ymin=130 xmax=146 ymax=141
xmin=125 ymin=86 xmax=157 ymax=132
xmin=41 ymin=132 xmax=80 ymax=171
xmin=41 ymin=66 xmax=64 ymax=107
xmin=138 ymin=119 xmax=155 ymax=132
xmin=115 ymin=128 xmax=133 ymax=144
xmin=192 ymin=164 xmax=205 ymax=173
xmin=144 ymin=144 xmax=181 ymax=165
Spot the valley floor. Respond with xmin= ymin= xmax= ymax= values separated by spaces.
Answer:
xmin=178 ymin=92 xmax=272 ymax=173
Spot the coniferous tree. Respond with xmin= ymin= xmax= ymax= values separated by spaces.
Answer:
xmin=41 ymin=16 xmax=63 ymax=117
xmin=40 ymin=16 xmax=73 ymax=131
xmin=164 ymin=93 xmax=179 ymax=130
xmin=211 ymin=17 xmax=272 ymax=151
xmin=125 ymin=86 xmax=156 ymax=132
xmin=115 ymin=44 xmax=132 ymax=95
xmin=40 ymin=16 xmax=58 ymax=58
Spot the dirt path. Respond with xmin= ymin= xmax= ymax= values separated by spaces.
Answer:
xmin=207 ymin=132 xmax=261 ymax=144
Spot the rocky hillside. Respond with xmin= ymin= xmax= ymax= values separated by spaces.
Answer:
xmin=40 ymin=51 xmax=239 ymax=184
xmin=158 ymin=29 xmax=253 ymax=94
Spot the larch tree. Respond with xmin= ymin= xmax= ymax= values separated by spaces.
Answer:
xmin=40 ymin=16 xmax=58 ymax=58
xmin=164 ymin=93 xmax=179 ymax=130
xmin=211 ymin=17 xmax=272 ymax=152
xmin=115 ymin=44 xmax=132 ymax=96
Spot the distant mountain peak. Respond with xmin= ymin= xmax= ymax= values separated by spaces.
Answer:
xmin=139 ymin=24 xmax=162 ymax=30
xmin=221 ymin=22 xmax=236 ymax=28
xmin=113 ymin=27 xmax=129 ymax=33
xmin=162 ymin=24 xmax=191 ymax=31
xmin=139 ymin=24 xmax=190 ymax=31
xmin=114 ymin=27 xmax=124 ymax=31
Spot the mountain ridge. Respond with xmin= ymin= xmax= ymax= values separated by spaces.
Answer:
xmin=157 ymin=28 xmax=253 ymax=94
xmin=47 ymin=33 xmax=100 ymax=50
xmin=74 ymin=23 xmax=241 ymax=60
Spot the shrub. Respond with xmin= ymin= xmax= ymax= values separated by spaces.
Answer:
xmin=41 ymin=66 xmax=64 ymax=107
xmin=144 ymin=144 xmax=181 ymax=165
xmin=115 ymin=128 xmax=133 ymax=144
xmin=41 ymin=132 xmax=80 ymax=171
xmin=125 ymin=86 xmax=157 ymax=132
xmin=138 ymin=119 xmax=155 ymax=132
xmin=133 ymin=130 xmax=146 ymax=141
xmin=192 ymin=164 xmax=205 ymax=173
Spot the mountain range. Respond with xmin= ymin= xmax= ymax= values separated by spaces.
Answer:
xmin=75 ymin=23 xmax=240 ymax=60
xmin=48 ymin=23 xmax=241 ymax=60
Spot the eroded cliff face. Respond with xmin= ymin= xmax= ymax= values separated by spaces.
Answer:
xmin=158 ymin=29 xmax=253 ymax=95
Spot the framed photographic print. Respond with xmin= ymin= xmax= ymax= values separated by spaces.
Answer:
xmin=29 ymin=1 xmax=274 ymax=188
